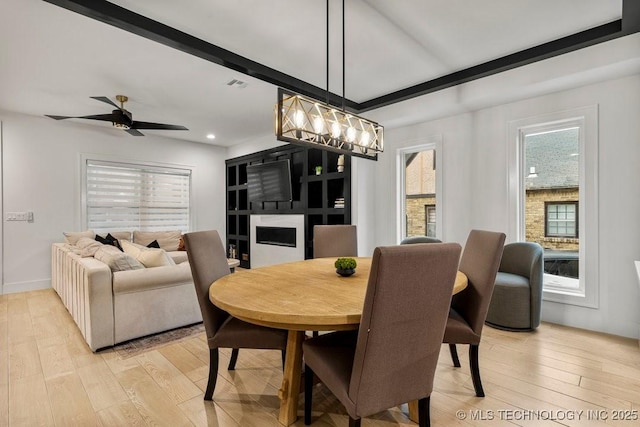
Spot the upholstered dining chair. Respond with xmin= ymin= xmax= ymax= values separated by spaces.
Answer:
xmin=486 ymin=242 xmax=544 ymax=331
xmin=183 ymin=230 xmax=287 ymax=400
xmin=400 ymin=236 xmax=442 ymax=244
xmin=313 ymin=224 xmax=357 ymax=258
xmin=443 ymin=229 xmax=505 ymax=398
xmin=303 ymin=243 xmax=462 ymax=427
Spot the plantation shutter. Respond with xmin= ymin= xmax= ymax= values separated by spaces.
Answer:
xmin=86 ymin=160 xmax=191 ymax=232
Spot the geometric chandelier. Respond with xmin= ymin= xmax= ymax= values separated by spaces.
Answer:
xmin=273 ymin=0 xmax=383 ymax=161
xmin=275 ymin=88 xmax=384 ymax=160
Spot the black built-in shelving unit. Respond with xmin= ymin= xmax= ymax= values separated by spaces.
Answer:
xmin=225 ymin=144 xmax=351 ymax=268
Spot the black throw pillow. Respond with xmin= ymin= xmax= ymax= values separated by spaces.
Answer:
xmin=95 ymin=233 xmax=123 ymax=251
xmin=146 ymin=240 xmax=160 ymax=249
xmin=106 ymin=233 xmax=123 ymax=251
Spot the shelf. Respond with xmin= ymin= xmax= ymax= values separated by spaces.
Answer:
xmin=226 ymin=144 xmax=351 ymax=268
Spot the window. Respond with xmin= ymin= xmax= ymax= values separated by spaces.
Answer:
xmin=85 ymin=159 xmax=191 ymax=233
xmin=398 ymin=138 xmax=442 ymax=242
xmin=546 ymin=202 xmax=577 ymax=238
xmin=425 ymin=205 xmax=436 ymax=237
xmin=508 ymin=105 xmax=599 ymax=308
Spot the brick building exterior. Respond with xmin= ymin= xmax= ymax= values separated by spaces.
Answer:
xmin=405 ymin=150 xmax=436 ymax=237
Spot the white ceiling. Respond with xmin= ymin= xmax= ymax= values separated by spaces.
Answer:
xmin=0 ymin=0 xmax=625 ymax=147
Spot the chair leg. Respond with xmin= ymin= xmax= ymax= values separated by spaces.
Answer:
xmin=418 ymin=396 xmax=430 ymax=427
xmin=348 ymin=417 xmax=361 ymax=427
xmin=227 ymin=348 xmax=239 ymax=370
xmin=448 ymin=343 xmax=461 ymax=368
xmin=304 ymin=364 xmax=314 ymax=425
xmin=469 ymin=344 xmax=485 ymax=397
xmin=204 ymin=348 xmax=219 ymax=400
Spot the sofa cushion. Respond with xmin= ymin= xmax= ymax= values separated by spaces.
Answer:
xmin=133 ymin=230 xmax=182 ymax=251
xmin=121 ymin=240 xmax=175 ymax=268
xmin=167 ymin=251 xmax=189 ymax=264
xmin=94 ymin=245 xmax=144 ymax=272
xmin=75 ymin=237 xmax=104 ymax=257
xmin=63 ymin=230 xmax=95 ymax=245
xmin=107 ymin=231 xmax=132 ymax=242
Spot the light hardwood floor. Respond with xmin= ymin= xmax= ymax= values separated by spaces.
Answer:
xmin=1 ymin=289 xmax=639 ymax=426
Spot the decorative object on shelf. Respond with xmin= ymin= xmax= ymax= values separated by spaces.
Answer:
xmin=335 ymin=257 xmax=357 ymax=277
xmin=337 ymin=154 xmax=345 ymax=172
xmin=315 ymin=166 xmax=322 ymax=175
xmin=334 ymin=197 xmax=345 ymax=209
xmin=273 ymin=0 xmax=383 ymax=161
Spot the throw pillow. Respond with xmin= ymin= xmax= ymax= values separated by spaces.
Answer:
xmin=121 ymin=240 xmax=175 ymax=268
xmin=75 ymin=237 xmax=104 ymax=257
xmin=133 ymin=230 xmax=182 ymax=251
xmin=94 ymin=245 xmax=144 ymax=271
xmin=63 ymin=230 xmax=95 ymax=245
xmin=95 ymin=233 xmax=123 ymax=251
xmin=147 ymin=240 xmax=160 ymax=249
xmin=107 ymin=231 xmax=132 ymax=242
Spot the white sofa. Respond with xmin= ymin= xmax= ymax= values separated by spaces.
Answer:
xmin=51 ymin=230 xmax=202 ymax=351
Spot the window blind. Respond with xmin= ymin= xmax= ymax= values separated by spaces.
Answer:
xmin=86 ymin=160 xmax=191 ymax=233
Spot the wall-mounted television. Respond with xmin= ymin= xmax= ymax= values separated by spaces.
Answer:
xmin=246 ymin=159 xmax=292 ymax=202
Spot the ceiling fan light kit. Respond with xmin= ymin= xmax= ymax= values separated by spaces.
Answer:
xmin=274 ymin=0 xmax=383 ymax=160
xmin=45 ymin=95 xmax=188 ymax=136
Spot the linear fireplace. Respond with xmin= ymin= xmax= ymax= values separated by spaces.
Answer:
xmin=250 ymin=214 xmax=304 ymax=268
xmin=256 ymin=226 xmax=296 ymax=247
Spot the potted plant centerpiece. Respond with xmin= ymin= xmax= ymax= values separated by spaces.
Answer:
xmin=335 ymin=257 xmax=357 ymax=277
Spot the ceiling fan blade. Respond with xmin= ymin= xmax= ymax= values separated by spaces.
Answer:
xmin=45 ymin=115 xmax=74 ymax=120
xmin=126 ymin=129 xmax=144 ymax=136
xmin=90 ymin=96 xmax=121 ymax=109
xmin=130 ymin=121 xmax=188 ymax=131
xmin=45 ymin=113 xmax=114 ymax=122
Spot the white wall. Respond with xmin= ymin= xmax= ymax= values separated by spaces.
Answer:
xmin=0 ymin=111 xmax=227 ymax=294
xmin=371 ymin=73 xmax=640 ymax=339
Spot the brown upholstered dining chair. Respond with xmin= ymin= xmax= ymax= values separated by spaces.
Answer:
xmin=303 ymin=243 xmax=462 ymax=427
xmin=443 ymin=229 xmax=505 ymax=397
xmin=183 ymin=230 xmax=287 ymax=400
xmin=313 ymin=224 xmax=357 ymax=258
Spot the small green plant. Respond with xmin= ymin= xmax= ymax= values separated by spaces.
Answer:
xmin=334 ymin=257 xmax=357 ymax=270
xmin=315 ymin=166 xmax=322 ymax=174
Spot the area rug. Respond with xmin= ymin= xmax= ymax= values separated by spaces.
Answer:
xmin=113 ymin=322 xmax=205 ymax=358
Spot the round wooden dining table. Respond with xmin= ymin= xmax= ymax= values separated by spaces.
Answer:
xmin=210 ymin=257 xmax=467 ymax=426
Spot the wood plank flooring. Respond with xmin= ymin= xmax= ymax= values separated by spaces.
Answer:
xmin=1 ymin=289 xmax=639 ymax=426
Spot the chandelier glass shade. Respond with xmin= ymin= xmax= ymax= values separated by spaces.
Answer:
xmin=275 ymin=88 xmax=383 ymax=160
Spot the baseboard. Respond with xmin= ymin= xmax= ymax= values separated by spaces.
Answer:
xmin=2 ymin=278 xmax=50 ymax=294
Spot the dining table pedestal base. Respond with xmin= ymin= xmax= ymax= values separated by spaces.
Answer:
xmin=277 ymin=330 xmax=304 ymax=425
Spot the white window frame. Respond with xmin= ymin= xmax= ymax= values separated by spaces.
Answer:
xmin=81 ymin=154 xmax=194 ymax=232
xmin=397 ymin=137 xmax=443 ymax=243
xmin=507 ymin=106 xmax=599 ymax=308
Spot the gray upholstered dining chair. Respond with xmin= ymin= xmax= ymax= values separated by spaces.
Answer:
xmin=485 ymin=242 xmax=544 ymax=331
xmin=313 ymin=224 xmax=357 ymax=258
xmin=303 ymin=243 xmax=462 ymax=427
xmin=183 ymin=230 xmax=287 ymax=400
xmin=400 ymin=236 xmax=442 ymax=244
xmin=443 ymin=229 xmax=505 ymax=397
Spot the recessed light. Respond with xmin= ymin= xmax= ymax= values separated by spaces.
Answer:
xmin=206 ymin=134 xmax=216 ymax=140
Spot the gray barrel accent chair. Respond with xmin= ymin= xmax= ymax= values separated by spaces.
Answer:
xmin=485 ymin=242 xmax=544 ymax=331
xmin=400 ymin=236 xmax=442 ymax=244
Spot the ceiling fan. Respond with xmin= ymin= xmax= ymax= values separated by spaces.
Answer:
xmin=45 ymin=95 xmax=188 ymax=136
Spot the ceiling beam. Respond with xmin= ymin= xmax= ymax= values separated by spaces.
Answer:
xmin=41 ymin=0 xmax=359 ymax=111
xmin=44 ymin=0 xmax=639 ymax=113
